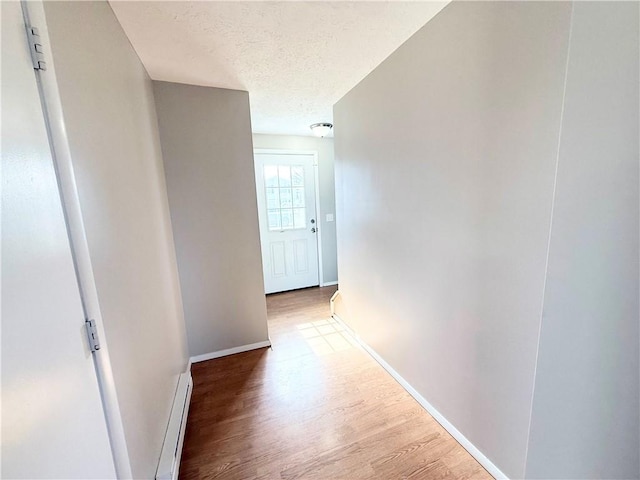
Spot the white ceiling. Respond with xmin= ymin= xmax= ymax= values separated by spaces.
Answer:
xmin=110 ymin=1 xmax=448 ymax=137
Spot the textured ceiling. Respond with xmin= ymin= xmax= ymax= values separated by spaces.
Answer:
xmin=110 ymin=1 xmax=448 ymax=136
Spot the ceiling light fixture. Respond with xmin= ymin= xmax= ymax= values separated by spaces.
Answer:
xmin=310 ymin=122 xmax=333 ymax=138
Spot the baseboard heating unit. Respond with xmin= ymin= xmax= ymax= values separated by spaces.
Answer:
xmin=156 ymin=372 xmax=193 ymax=480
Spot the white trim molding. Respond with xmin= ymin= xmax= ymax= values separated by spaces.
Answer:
xmin=321 ymin=280 xmax=338 ymax=287
xmin=332 ymin=314 xmax=509 ymax=480
xmin=189 ymin=340 xmax=272 ymax=364
xmin=313 ymin=161 xmax=324 ymax=288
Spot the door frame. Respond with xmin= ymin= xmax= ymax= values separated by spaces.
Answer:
xmin=254 ymin=148 xmax=324 ymax=289
xmin=20 ymin=2 xmax=131 ymax=477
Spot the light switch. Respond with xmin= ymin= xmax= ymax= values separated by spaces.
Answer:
xmin=326 ymin=213 xmax=334 ymax=222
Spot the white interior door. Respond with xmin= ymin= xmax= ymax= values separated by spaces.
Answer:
xmin=1 ymin=2 xmax=116 ymax=478
xmin=255 ymin=152 xmax=320 ymax=294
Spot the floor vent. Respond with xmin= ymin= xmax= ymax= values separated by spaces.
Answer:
xmin=156 ymin=372 xmax=193 ymax=480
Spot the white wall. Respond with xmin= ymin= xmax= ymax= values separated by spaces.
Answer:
xmin=252 ymin=134 xmax=338 ymax=285
xmin=42 ymin=2 xmax=189 ymax=478
xmin=154 ymin=81 xmax=270 ymax=358
xmin=1 ymin=2 xmax=117 ymax=477
xmin=335 ymin=1 xmax=639 ymax=477
xmin=332 ymin=1 xmax=637 ymax=477
xmin=525 ymin=3 xmax=639 ymax=478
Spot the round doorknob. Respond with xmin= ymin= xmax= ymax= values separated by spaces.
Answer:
xmin=311 ymin=227 xmax=316 ymax=233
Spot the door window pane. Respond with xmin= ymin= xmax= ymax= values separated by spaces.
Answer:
xmin=266 ymin=188 xmax=280 ymax=209
xmin=267 ymin=210 xmax=281 ymax=230
xmin=281 ymin=209 xmax=293 ymax=229
xmin=291 ymin=166 xmax=304 ymax=187
xmin=292 ymin=187 xmax=305 ymax=207
xmin=263 ymin=164 xmax=307 ymax=230
xmin=279 ymin=188 xmax=292 ymax=208
xmin=264 ymin=165 xmax=279 ymax=187
xmin=278 ymin=166 xmax=291 ymax=187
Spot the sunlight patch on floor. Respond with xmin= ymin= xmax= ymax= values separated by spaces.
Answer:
xmin=297 ymin=318 xmax=358 ymax=355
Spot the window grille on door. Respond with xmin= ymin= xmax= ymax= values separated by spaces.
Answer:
xmin=263 ymin=165 xmax=306 ymax=231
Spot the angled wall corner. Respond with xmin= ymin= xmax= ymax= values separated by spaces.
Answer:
xmin=525 ymin=2 xmax=640 ymax=477
xmin=334 ymin=0 xmax=639 ymax=477
xmin=153 ymin=81 xmax=270 ymax=358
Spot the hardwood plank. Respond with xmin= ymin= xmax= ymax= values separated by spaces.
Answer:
xmin=179 ymin=286 xmax=492 ymax=479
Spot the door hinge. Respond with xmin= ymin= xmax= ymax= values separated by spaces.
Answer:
xmin=26 ymin=25 xmax=47 ymax=71
xmin=85 ymin=319 xmax=101 ymax=352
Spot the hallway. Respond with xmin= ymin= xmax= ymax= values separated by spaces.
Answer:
xmin=179 ymin=287 xmax=492 ymax=479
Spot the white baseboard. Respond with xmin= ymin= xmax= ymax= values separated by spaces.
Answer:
xmin=156 ymin=372 xmax=192 ymax=480
xmin=189 ymin=340 xmax=272 ymax=365
xmin=332 ymin=314 xmax=508 ymax=480
xmin=321 ymin=280 xmax=338 ymax=287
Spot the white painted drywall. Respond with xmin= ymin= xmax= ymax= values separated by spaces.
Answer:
xmin=42 ymin=2 xmax=189 ymax=478
xmin=525 ymin=3 xmax=639 ymax=478
xmin=252 ymin=134 xmax=338 ymax=285
xmin=153 ymin=81 xmax=270 ymax=357
xmin=333 ymin=2 xmax=573 ymax=477
xmin=1 ymin=2 xmax=116 ymax=477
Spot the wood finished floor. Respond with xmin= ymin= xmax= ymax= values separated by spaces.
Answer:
xmin=179 ymin=286 xmax=492 ymax=480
